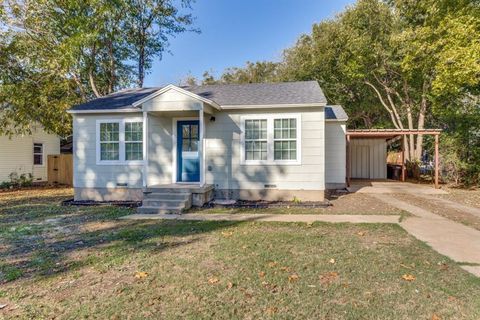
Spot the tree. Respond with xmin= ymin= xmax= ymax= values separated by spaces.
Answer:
xmin=0 ymin=0 xmax=196 ymax=135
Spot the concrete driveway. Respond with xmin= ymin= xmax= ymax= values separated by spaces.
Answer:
xmin=347 ymin=180 xmax=448 ymax=195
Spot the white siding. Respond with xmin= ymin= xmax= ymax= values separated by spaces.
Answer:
xmin=205 ymin=107 xmax=325 ymax=191
xmin=73 ymin=113 xmax=144 ymax=189
xmin=350 ymin=138 xmax=387 ymax=179
xmin=0 ymin=125 xmax=60 ymax=182
xmin=325 ymin=122 xmax=346 ymax=188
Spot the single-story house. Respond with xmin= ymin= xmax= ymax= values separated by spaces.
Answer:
xmin=0 ymin=124 xmax=60 ymax=183
xmin=68 ymin=81 xmax=348 ymax=213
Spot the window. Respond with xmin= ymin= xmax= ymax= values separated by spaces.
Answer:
xmin=181 ymin=123 xmax=199 ymax=152
xmin=96 ymin=119 xmax=144 ymax=164
xmin=125 ymin=122 xmax=143 ymax=160
xmin=274 ymin=118 xmax=297 ymax=160
xmin=33 ymin=143 xmax=43 ymax=165
xmin=245 ymin=119 xmax=267 ymax=160
xmin=241 ymin=114 xmax=301 ymax=165
xmin=100 ymin=123 xmax=120 ymax=161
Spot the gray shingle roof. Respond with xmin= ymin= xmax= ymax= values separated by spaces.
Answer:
xmin=325 ymin=105 xmax=348 ymax=121
xmin=71 ymin=87 xmax=160 ymax=111
xmin=188 ymin=81 xmax=326 ymax=106
xmin=70 ymin=81 xmax=327 ymax=111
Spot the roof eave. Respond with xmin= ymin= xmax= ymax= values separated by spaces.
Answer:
xmin=219 ymin=102 xmax=327 ymax=110
xmin=67 ymin=107 xmax=141 ymax=114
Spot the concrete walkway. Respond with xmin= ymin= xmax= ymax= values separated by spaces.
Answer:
xmin=372 ymin=194 xmax=480 ymax=277
xmin=121 ymin=213 xmax=401 ymax=224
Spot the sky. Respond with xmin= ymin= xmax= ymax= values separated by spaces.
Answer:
xmin=144 ymin=0 xmax=354 ymax=87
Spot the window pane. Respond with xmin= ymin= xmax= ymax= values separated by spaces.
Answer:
xmin=191 ymin=125 xmax=198 ymax=139
xmin=33 ymin=144 xmax=43 ymax=154
xmin=34 ymin=154 xmax=42 ymax=165
xmin=182 ymin=125 xmax=190 ymax=139
xmin=100 ymin=123 xmax=119 ymax=142
xmin=100 ymin=142 xmax=119 ymax=160
xmin=125 ymin=122 xmax=142 ymax=142
xmin=126 ymin=142 xmax=143 ymax=160
xmin=190 ymin=139 xmax=198 ymax=151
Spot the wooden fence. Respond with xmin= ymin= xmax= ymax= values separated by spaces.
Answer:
xmin=47 ymin=154 xmax=73 ymax=186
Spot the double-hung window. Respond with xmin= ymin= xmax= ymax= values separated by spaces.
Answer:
xmin=97 ymin=119 xmax=144 ymax=164
xmin=33 ymin=143 xmax=44 ymax=166
xmin=241 ymin=114 xmax=301 ymax=165
xmin=245 ymin=119 xmax=268 ymax=161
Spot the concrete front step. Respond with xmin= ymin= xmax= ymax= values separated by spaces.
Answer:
xmin=142 ymin=199 xmax=190 ymax=208
xmin=143 ymin=192 xmax=191 ymax=201
xmin=137 ymin=206 xmax=186 ymax=214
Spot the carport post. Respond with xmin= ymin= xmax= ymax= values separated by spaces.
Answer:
xmin=434 ymin=134 xmax=439 ymax=189
xmin=401 ymin=136 xmax=406 ymax=182
xmin=346 ymin=134 xmax=351 ymax=187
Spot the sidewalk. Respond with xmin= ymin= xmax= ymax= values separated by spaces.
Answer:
xmin=121 ymin=213 xmax=401 ymax=224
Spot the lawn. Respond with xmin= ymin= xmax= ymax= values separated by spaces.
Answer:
xmin=0 ymin=188 xmax=479 ymax=319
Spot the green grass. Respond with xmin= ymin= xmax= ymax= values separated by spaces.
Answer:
xmin=0 ymin=188 xmax=479 ymax=319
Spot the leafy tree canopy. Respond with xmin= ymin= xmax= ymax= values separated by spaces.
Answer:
xmin=0 ymin=0 xmax=197 ymax=136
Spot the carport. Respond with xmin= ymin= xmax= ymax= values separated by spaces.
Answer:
xmin=346 ymin=129 xmax=442 ymax=189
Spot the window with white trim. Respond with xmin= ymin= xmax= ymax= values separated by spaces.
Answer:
xmin=125 ymin=122 xmax=143 ymax=160
xmin=33 ymin=143 xmax=43 ymax=165
xmin=245 ymin=119 xmax=267 ymax=161
xmin=97 ymin=119 xmax=144 ymax=164
xmin=241 ymin=114 xmax=301 ymax=165
xmin=274 ymin=118 xmax=297 ymax=160
xmin=100 ymin=123 xmax=120 ymax=161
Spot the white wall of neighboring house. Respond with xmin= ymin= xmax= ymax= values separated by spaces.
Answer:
xmin=0 ymin=125 xmax=60 ymax=183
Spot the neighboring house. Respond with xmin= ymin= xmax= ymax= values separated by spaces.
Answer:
xmin=68 ymin=81 xmax=348 ymax=212
xmin=0 ymin=124 xmax=60 ymax=183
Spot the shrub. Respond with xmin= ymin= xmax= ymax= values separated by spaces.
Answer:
xmin=0 ymin=172 xmax=34 ymax=189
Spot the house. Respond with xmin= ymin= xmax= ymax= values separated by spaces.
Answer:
xmin=68 ymin=81 xmax=348 ymax=212
xmin=0 ymin=124 xmax=60 ymax=183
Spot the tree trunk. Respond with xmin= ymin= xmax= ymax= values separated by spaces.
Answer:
xmin=406 ymin=106 xmax=415 ymax=160
xmin=415 ymin=85 xmax=428 ymax=160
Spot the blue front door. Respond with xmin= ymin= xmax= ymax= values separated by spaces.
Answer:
xmin=177 ymin=120 xmax=200 ymax=182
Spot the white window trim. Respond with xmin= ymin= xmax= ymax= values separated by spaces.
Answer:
xmin=240 ymin=114 xmax=302 ymax=165
xmin=96 ymin=118 xmax=145 ymax=165
xmin=33 ymin=142 xmax=44 ymax=167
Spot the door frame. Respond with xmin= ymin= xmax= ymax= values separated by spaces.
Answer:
xmin=172 ymin=117 xmax=200 ymax=184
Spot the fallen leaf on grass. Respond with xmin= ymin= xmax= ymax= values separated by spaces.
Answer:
xmin=268 ymin=261 xmax=277 ymax=268
xmin=208 ymin=277 xmax=220 ymax=284
xmin=134 ymin=272 xmax=148 ymax=279
xmin=221 ymin=231 xmax=234 ymax=237
xmin=288 ymin=274 xmax=300 ymax=282
xmin=265 ymin=307 xmax=278 ymax=315
xmin=401 ymin=274 xmax=416 ymax=281
xmin=329 ymin=258 xmax=336 ymax=264
xmin=280 ymin=266 xmax=291 ymax=272
xmin=319 ymin=272 xmax=339 ymax=285
xmin=357 ymin=231 xmax=367 ymax=236
xmin=431 ymin=314 xmax=441 ymax=320
xmin=0 ymin=304 xmax=7 ymax=309
xmin=258 ymin=271 xmax=266 ymax=278
xmin=227 ymin=282 xmax=234 ymax=289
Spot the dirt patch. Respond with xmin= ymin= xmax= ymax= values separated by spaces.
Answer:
xmin=392 ymin=193 xmax=480 ymax=231
xmin=440 ymin=187 xmax=480 ymax=209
